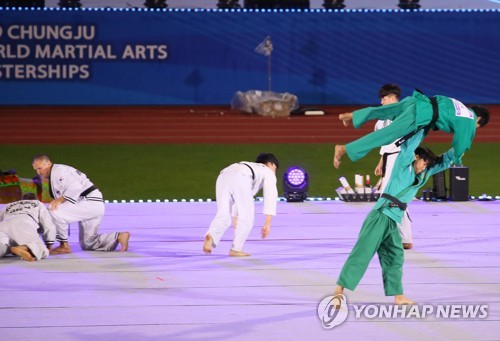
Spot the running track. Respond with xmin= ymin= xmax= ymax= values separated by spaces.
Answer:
xmin=1 ymin=105 xmax=499 ymax=144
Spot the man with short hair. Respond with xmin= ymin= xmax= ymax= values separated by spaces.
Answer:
xmin=203 ymin=153 xmax=279 ymax=257
xmin=335 ymin=130 xmax=455 ymax=305
xmin=373 ymin=84 xmax=413 ymax=250
xmin=32 ymin=154 xmax=130 ymax=254
xmin=0 ymin=192 xmax=56 ymax=262
xmin=333 ymin=90 xmax=490 ymax=168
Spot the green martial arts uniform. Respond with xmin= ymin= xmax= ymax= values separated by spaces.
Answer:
xmin=337 ymin=130 xmax=454 ymax=296
xmin=346 ymin=90 xmax=476 ymax=166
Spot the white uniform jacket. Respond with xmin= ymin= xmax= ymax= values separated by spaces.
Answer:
xmin=223 ymin=162 xmax=278 ymax=216
xmin=374 ymin=119 xmax=401 ymax=155
xmin=49 ymin=164 xmax=102 ymax=203
xmin=0 ymin=199 xmax=57 ymax=245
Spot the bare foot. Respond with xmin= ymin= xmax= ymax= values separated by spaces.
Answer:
xmin=395 ymin=295 xmax=415 ymax=305
xmin=332 ymin=285 xmax=345 ymax=309
xmin=50 ymin=243 xmax=72 ymax=254
xmin=333 ymin=145 xmax=346 ymax=169
xmin=117 ymin=232 xmax=130 ymax=251
xmin=11 ymin=246 xmax=35 ymax=262
xmin=229 ymin=250 xmax=250 ymax=257
xmin=403 ymin=243 xmax=413 ymax=250
xmin=203 ymin=234 xmax=213 ymax=254
xmin=339 ymin=112 xmax=353 ymax=127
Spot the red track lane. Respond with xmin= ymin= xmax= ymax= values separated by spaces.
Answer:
xmin=1 ymin=105 xmax=498 ymax=144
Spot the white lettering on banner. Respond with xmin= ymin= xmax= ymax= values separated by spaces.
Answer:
xmin=6 ymin=25 xmax=96 ymax=40
xmin=0 ymin=64 xmax=90 ymax=79
xmin=0 ymin=23 xmax=169 ymax=80
xmin=451 ymin=98 xmax=474 ymax=120
xmin=0 ymin=44 xmax=30 ymax=58
xmin=35 ymin=44 xmax=118 ymax=60
xmin=122 ymin=45 xmax=168 ymax=60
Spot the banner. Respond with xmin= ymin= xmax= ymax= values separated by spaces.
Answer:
xmin=1 ymin=9 xmax=500 ymax=105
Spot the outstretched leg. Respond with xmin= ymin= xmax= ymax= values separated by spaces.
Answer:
xmin=345 ymin=110 xmax=417 ymax=162
xmin=337 ymin=210 xmax=389 ymax=292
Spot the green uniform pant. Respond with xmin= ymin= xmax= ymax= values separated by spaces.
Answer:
xmin=346 ymin=97 xmax=418 ymax=162
xmin=337 ymin=209 xmax=404 ymax=296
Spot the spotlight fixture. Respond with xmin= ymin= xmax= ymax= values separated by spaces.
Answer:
xmin=217 ymin=0 xmax=241 ymax=9
xmin=283 ymin=166 xmax=309 ymax=202
xmin=244 ymin=0 xmax=310 ymax=9
xmin=58 ymin=0 xmax=81 ymax=7
xmin=398 ymin=0 xmax=420 ymax=10
xmin=0 ymin=0 xmax=45 ymax=6
xmin=323 ymin=0 xmax=345 ymax=9
xmin=144 ymin=0 xmax=168 ymax=9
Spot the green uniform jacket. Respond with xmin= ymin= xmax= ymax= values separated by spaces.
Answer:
xmin=373 ymin=130 xmax=455 ymax=224
xmin=349 ymin=90 xmax=476 ymax=165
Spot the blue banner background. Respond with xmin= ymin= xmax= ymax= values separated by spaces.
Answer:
xmin=1 ymin=9 xmax=499 ymax=105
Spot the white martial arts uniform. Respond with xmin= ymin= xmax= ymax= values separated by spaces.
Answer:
xmin=0 ymin=199 xmax=56 ymax=260
xmin=206 ymin=162 xmax=278 ymax=252
xmin=375 ymin=120 xmax=412 ymax=244
xmin=49 ymin=164 xmax=119 ymax=251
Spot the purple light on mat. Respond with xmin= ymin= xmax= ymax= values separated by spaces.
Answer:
xmin=286 ymin=168 xmax=306 ymax=186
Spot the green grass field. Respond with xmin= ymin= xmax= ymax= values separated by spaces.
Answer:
xmin=2 ymin=143 xmax=498 ymax=200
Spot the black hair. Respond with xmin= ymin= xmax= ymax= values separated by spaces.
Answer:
xmin=414 ymin=146 xmax=438 ymax=168
xmin=256 ymin=153 xmax=279 ymax=169
xmin=378 ymin=84 xmax=401 ymax=100
xmin=21 ymin=192 xmax=37 ymax=200
xmin=470 ymin=105 xmax=490 ymax=128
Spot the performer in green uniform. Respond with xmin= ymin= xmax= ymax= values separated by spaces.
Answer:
xmin=334 ymin=130 xmax=456 ymax=305
xmin=333 ymin=90 xmax=490 ymax=168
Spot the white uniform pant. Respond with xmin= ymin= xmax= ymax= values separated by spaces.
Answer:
xmin=398 ymin=209 xmax=412 ymax=244
xmin=0 ymin=216 xmax=49 ymax=260
xmin=50 ymin=198 xmax=119 ymax=251
xmin=380 ymin=153 xmax=413 ymax=244
xmin=206 ymin=171 xmax=255 ymax=252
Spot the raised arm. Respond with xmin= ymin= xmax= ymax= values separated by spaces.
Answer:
xmin=427 ymin=149 xmax=455 ymax=177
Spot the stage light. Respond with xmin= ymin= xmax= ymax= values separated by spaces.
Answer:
xmin=478 ymin=194 xmax=493 ymax=201
xmin=397 ymin=0 xmax=420 ymax=10
xmin=58 ymin=0 xmax=81 ymax=8
xmin=323 ymin=0 xmax=345 ymax=9
xmin=283 ymin=166 xmax=309 ymax=202
xmin=0 ymin=0 xmax=45 ymax=6
xmin=144 ymin=0 xmax=168 ymax=9
xmin=244 ymin=0 xmax=309 ymax=9
xmin=217 ymin=0 xmax=241 ymax=9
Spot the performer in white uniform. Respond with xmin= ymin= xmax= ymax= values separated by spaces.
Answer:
xmin=32 ymin=155 xmax=130 ymax=254
xmin=203 ymin=153 xmax=279 ymax=257
xmin=374 ymin=84 xmax=412 ymax=249
xmin=0 ymin=192 xmax=56 ymax=261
